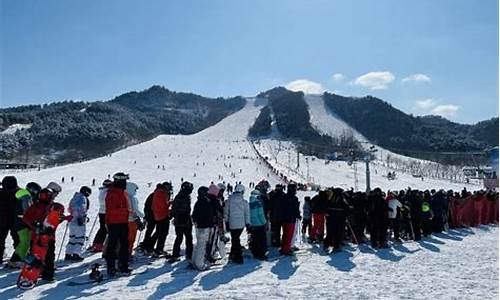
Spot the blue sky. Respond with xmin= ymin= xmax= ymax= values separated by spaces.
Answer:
xmin=1 ymin=0 xmax=498 ymax=123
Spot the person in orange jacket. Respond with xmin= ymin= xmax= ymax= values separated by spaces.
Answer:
xmin=104 ymin=172 xmax=131 ymax=276
xmin=151 ymin=182 xmax=173 ymax=257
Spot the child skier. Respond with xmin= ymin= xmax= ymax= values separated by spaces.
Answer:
xmin=65 ymin=186 xmax=91 ymax=262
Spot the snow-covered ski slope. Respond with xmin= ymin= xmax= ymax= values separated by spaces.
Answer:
xmin=0 ymin=100 xmax=495 ymax=299
xmin=253 ymin=95 xmax=480 ymax=191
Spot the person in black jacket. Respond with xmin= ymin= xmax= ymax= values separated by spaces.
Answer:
xmin=368 ymin=188 xmax=389 ymax=248
xmin=310 ymin=190 xmax=329 ymax=242
xmin=0 ymin=176 xmax=19 ymax=264
xmin=324 ymin=188 xmax=350 ymax=252
xmin=139 ymin=185 xmax=160 ymax=254
xmin=268 ymin=184 xmax=285 ymax=247
xmin=350 ymin=192 xmax=368 ymax=243
xmin=278 ymin=183 xmax=301 ymax=256
xmin=191 ymin=186 xmax=215 ymax=270
xmin=170 ymin=182 xmax=194 ymax=260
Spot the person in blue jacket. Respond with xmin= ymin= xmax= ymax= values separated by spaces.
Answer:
xmin=248 ymin=188 xmax=267 ymax=260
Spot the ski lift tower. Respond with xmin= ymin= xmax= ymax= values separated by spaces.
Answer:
xmin=365 ymin=145 xmax=378 ymax=193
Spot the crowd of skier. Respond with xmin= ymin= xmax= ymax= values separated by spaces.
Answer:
xmin=0 ymin=173 xmax=498 ymax=289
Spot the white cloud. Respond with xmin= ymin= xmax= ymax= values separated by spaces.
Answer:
xmin=401 ymin=73 xmax=431 ymax=84
xmin=431 ymin=104 xmax=460 ymax=118
xmin=285 ymin=79 xmax=325 ymax=94
xmin=331 ymin=73 xmax=345 ymax=82
xmin=353 ymin=71 xmax=395 ymax=90
xmin=414 ymin=98 xmax=437 ymax=110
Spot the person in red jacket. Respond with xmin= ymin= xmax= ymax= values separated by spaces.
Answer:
xmin=22 ymin=186 xmax=63 ymax=281
xmin=151 ymin=182 xmax=173 ymax=257
xmin=105 ymin=172 xmax=131 ymax=275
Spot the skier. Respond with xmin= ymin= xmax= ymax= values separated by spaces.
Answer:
xmin=421 ymin=191 xmax=434 ymax=237
xmin=126 ymin=182 xmax=144 ymax=257
xmin=386 ymin=192 xmax=402 ymax=243
xmin=368 ymin=188 xmax=389 ymax=248
xmin=104 ymin=172 xmax=131 ymax=275
xmin=170 ymin=181 xmax=194 ymax=261
xmin=324 ymin=188 xmax=349 ymax=252
xmin=206 ymin=184 xmax=225 ymax=263
xmin=310 ymin=190 xmax=328 ymax=242
xmin=430 ymin=190 xmax=446 ymax=233
xmin=22 ymin=186 xmax=63 ymax=282
xmin=9 ymin=182 xmax=41 ymax=267
xmin=151 ymin=182 xmax=173 ymax=257
xmin=192 ymin=186 xmax=215 ymax=270
xmin=248 ymin=188 xmax=267 ymax=260
xmin=89 ymin=179 xmax=112 ymax=253
xmin=268 ymin=184 xmax=285 ymax=247
xmin=301 ymin=196 xmax=312 ymax=239
xmin=0 ymin=176 xmax=19 ymax=265
xmin=224 ymin=184 xmax=250 ymax=264
xmin=18 ymin=200 xmax=70 ymax=289
xmin=137 ymin=186 xmax=158 ymax=255
xmin=278 ymin=183 xmax=300 ymax=256
xmin=64 ymin=186 xmax=91 ymax=262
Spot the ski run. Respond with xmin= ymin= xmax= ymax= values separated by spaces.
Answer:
xmin=0 ymin=100 xmax=497 ymax=299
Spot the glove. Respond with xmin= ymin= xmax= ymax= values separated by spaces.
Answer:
xmin=64 ymin=215 xmax=74 ymax=222
xmin=77 ymin=217 xmax=85 ymax=226
xmin=136 ymin=218 xmax=145 ymax=231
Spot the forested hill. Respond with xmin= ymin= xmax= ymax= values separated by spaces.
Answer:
xmin=0 ymin=86 xmax=246 ymax=164
xmin=322 ymin=92 xmax=498 ymax=163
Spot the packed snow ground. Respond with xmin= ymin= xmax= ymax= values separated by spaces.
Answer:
xmin=0 ymin=100 xmax=496 ymax=299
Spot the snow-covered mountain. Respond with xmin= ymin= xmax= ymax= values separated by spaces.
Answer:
xmin=0 ymin=100 xmax=496 ymax=299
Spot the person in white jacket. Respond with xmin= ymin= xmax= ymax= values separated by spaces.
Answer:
xmin=387 ymin=192 xmax=403 ymax=243
xmin=127 ymin=182 xmax=145 ymax=256
xmin=224 ymin=184 xmax=250 ymax=264
xmin=65 ymin=186 xmax=91 ymax=261
xmin=89 ymin=179 xmax=112 ymax=252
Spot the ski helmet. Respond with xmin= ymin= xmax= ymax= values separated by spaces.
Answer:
xmin=181 ymin=181 xmax=193 ymax=194
xmin=80 ymin=186 xmax=92 ymax=197
xmin=113 ymin=172 xmax=129 ymax=181
xmin=162 ymin=182 xmax=173 ymax=191
xmin=47 ymin=182 xmax=62 ymax=194
xmin=217 ymin=183 xmax=226 ymax=191
xmin=287 ymin=183 xmax=297 ymax=194
xmin=1 ymin=176 xmax=18 ymax=190
xmin=26 ymin=182 xmax=42 ymax=197
xmin=197 ymin=186 xmax=209 ymax=196
xmin=102 ymin=179 xmax=112 ymax=187
xmin=234 ymin=184 xmax=245 ymax=194
xmin=38 ymin=188 xmax=55 ymax=203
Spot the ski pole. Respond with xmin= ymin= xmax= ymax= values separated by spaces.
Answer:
xmin=57 ymin=222 xmax=69 ymax=262
xmin=84 ymin=215 xmax=98 ymax=250
xmin=346 ymin=218 xmax=359 ymax=245
xmin=408 ymin=211 xmax=416 ymax=241
xmin=135 ymin=221 xmax=145 ymax=249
